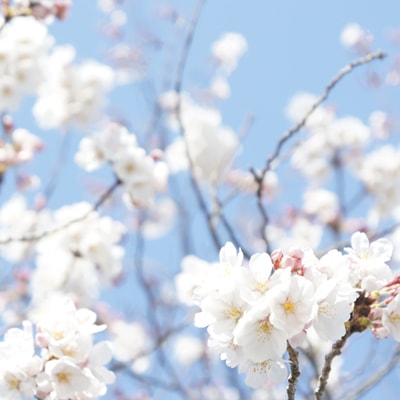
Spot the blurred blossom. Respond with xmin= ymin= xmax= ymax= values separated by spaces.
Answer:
xmin=30 ymin=202 xmax=125 ymax=307
xmin=326 ymin=116 xmax=369 ymax=148
xmin=340 ymin=22 xmax=373 ymax=52
xmin=162 ymin=92 xmax=240 ymax=185
xmin=201 ymin=385 xmax=240 ymax=400
xmin=34 ymin=45 xmax=114 ymax=129
xmin=110 ymin=320 xmax=150 ymax=371
xmin=226 ymin=169 xmax=278 ymax=198
xmin=369 ymin=110 xmax=390 ymax=139
xmin=76 ymin=122 xmax=168 ymax=207
xmin=108 ymin=43 xmax=147 ymax=84
xmin=302 ymin=189 xmax=339 ymax=224
xmin=139 ymin=198 xmax=176 ymax=239
xmin=266 ymin=217 xmax=323 ymax=251
xmin=111 ymin=9 xmax=127 ymax=26
xmin=211 ymin=32 xmax=248 ymax=74
xmin=0 ymin=16 xmax=53 ymax=111
xmin=356 ymin=145 xmax=400 ymax=223
xmin=0 ymin=195 xmax=51 ymax=262
xmin=287 ymin=93 xmax=370 ymax=183
xmin=175 ymin=255 xmax=215 ymax=306
xmin=285 ymin=92 xmax=335 ymax=130
xmin=173 ymin=335 xmax=204 ymax=366
xmin=210 ymin=75 xmax=231 ymax=99
xmin=340 ymin=23 xmax=364 ymax=47
xmin=97 ymin=0 xmax=117 ymax=13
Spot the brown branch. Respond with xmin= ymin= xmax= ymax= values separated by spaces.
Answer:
xmin=287 ymin=342 xmax=301 ymax=400
xmin=314 ymin=331 xmax=351 ymax=400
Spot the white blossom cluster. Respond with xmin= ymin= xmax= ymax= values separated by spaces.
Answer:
xmin=34 ymin=46 xmax=114 ymax=129
xmin=75 ymin=122 xmax=168 ymax=207
xmin=211 ymin=32 xmax=248 ymax=75
xmin=31 ymin=202 xmax=126 ymax=307
xmin=0 ymin=128 xmax=43 ymax=174
xmin=109 ymin=319 xmax=151 ymax=374
xmin=176 ymin=231 xmax=400 ymax=389
xmin=0 ymin=195 xmax=51 ymax=263
xmin=355 ymin=145 xmax=400 ymax=221
xmin=209 ymin=32 xmax=248 ymax=99
xmin=161 ymin=92 xmax=240 ymax=185
xmin=0 ymin=16 xmax=53 ymax=111
xmin=287 ymin=92 xmax=370 ymax=182
xmin=0 ymin=297 xmax=114 ymax=399
xmin=340 ymin=23 xmax=373 ymax=52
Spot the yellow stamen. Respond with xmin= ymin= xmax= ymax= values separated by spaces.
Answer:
xmin=226 ymin=307 xmax=242 ymax=319
xmin=283 ymin=300 xmax=296 ymax=314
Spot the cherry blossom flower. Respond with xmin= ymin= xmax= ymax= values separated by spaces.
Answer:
xmin=345 ymin=231 xmax=393 ymax=291
xmin=162 ymin=93 xmax=240 ymax=185
xmin=211 ymin=32 xmax=248 ymax=74
xmin=0 ymin=298 xmax=114 ymax=399
xmin=382 ymin=294 xmax=400 ymax=341
xmin=34 ymin=45 xmax=114 ymax=129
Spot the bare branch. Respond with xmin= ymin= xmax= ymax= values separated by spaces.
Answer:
xmin=0 ymin=179 xmax=121 ymax=244
xmin=251 ymin=51 xmax=386 ymax=252
xmin=173 ymin=0 xmax=227 ymax=253
xmin=315 ymin=331 xmax=351 ymax=400
xmin=42 ymin=132 xmax=71 ymax=202
xmin=287 ymin=342 xmax=301 ymax=400
xmin=133 ymin=223 xmax=192 ymax=400
xmin=173 ymin=0 xmax=206 ymax=96
xmin=261 ymin=51 xmax=386 ymax=177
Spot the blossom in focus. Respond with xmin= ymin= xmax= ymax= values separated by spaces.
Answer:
xmin=345 ymin=231 xmax=393 ymax=291
xmin=176 ymin=232 xmax=400 ymax=389
xmin=0 ymin=298 xmax=114 ymax=399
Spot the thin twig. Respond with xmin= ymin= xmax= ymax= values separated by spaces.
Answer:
xmin=212 ymin=196 xmax=252 ymax=259
xmin=0 ymin=179 xmax=121 ymax=244
xmin=261 ymin=51 xmax=386 ymax=177
xmin=251 ymin=51 xmax=386 ymax=253
xmin=173 ymin=0 xmax=225 ymax=253
xmin=133 ymin=223 xmax=191 ymax=400
xmin=314 ymin=331 xmax=351 ymax=400
xmin=342 ymin=343 xmax=400 ymax=400
xmin=42 ymin=132 xmax=71 ymax=202
xmin=287 ymin=342 xmax=301 ymax=400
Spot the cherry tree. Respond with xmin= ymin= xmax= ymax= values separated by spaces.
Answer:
xmin=0 ymin=1 xmax=400 ymax=400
